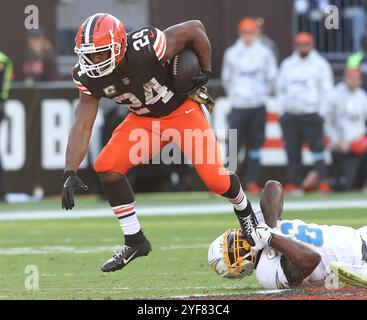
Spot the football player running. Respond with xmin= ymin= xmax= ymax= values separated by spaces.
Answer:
xmin=62 ymin=13 xmax=258 ymax=272
xmin=208 ymin=180 xmax=367 ymax=289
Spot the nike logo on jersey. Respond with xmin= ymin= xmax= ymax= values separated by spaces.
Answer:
xmin=123 ymin=250 xmax=138 ymax=264
xmin=185 ymin=108 xmax=195 ymax=114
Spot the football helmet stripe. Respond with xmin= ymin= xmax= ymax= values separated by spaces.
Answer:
xmin=84 ymin=13 xmax=102 ymax=44
xmin=89 ymin=13 xmax=105 ymax=43
xmin=84 ymin=16 xmax=93 ymax=44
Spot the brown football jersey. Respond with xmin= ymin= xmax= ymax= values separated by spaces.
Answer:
xmin=72 ymin=27 xmax=186 ymax=118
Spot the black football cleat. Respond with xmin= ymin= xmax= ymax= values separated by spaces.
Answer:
xmin=238 ymin=213 xmax=258 ymax=246
xmin=101 ymin=238 xmax=152 ymax=272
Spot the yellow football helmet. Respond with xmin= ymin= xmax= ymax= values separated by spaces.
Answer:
xmin=208 ymin=229 xmax=255 ymax=279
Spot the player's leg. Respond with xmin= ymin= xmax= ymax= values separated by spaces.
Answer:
xmin=280 ymin=113 xmax=303 ymax=193
xmin=259 ymin=180 xmax=284 ymax=228
xmin=328 ymin=261 xmax=367 ymax=289
xmin=165 ymin=100 xmax=257 ymax=242
xmin=227 ymin=107 xmax=248 ymax=182
xmin=358 ymin=226 xmax=367 ymax=248
xmin=303 ymin=113 xmax=330 ymax=193
xmin=327 ymin=226 xmax=367 ymax=288
xmin=94 ymin=113 xmax=164 ymax=272
xmin=245 ymin=106 xmax=266 ymax=192
xmin=331 ymin=151 xmax=347 ymax=191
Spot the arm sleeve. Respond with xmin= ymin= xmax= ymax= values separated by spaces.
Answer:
xmin=152 ymin=28 xmax=167 ymax=61
xmin=71 ymin=69 xmax=92 ymax=96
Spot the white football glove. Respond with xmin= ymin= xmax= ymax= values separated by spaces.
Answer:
xmin=250 ymin=223 xmax=273 ymax=251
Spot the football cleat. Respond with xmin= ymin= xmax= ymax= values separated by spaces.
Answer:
xmin=238 ymin=214 xmax=258 ymax=246
xmin=328 ymin=261 xmax=367 ymax=289
xmin=101 ymin=238 xmax=152 ymax=272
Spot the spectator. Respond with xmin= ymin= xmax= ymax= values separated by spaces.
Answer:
xmin=22 ymin=29 xmax=58 ymax=83
xmin=342 ymin=1 xmax=366 ymax=52
xmin=324 ymin=68 xmax=367 ymax=191
xmin=347 ymin=33 xmax=367 ymax=90
xmin=0 ymin=51 xmax=13 ymax=201
xmin=277 ymin=32 xmax=334 ymax=195
xmin=221 ymin=17 xmax=277 ymax=194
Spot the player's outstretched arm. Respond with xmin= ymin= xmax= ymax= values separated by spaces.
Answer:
xmin=163 ymin=20 xmax=212 ymax=75
xmin=251 ymin=223 xmax=321 ymax=287
xmin=65 ymin=93 xmax=99 ymax=171
xmin=271 ymin=234 xmax=321 ymax=287
xmin=62 ymin=93 xmax=99 ymax=210
xmin=260 ymin=180 xmax=284 ymax=228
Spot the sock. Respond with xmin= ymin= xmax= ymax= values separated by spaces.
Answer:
xmin=221 ymin=172 xmax=255 ymax=219
xmin=112 ymin=202 xmax=141 ymax=234
xmin=102 ymin=176 xmax=145 ymax=246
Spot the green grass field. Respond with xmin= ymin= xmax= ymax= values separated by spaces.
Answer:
xmin=0 ymin=192 xmax=366 ymax=300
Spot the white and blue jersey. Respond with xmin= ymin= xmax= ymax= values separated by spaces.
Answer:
xmin=254 ymin=208 xmax=367 ymax=289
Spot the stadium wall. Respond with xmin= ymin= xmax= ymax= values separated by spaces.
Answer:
xmin=150 ymin=0 xmax=294 ymax=76
xmin=1 ymin=83 xmax=331 ymax=195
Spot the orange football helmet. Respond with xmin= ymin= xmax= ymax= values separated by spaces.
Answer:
xmin=74 ymin=13 xmax=126 ymax=78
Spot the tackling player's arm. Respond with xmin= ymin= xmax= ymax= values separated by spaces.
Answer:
xmin=255 ymin=181 xmax=320 ymax=286
xmin=62 ymin=92 xmax=99 ymax=210
xmin=271 ymin=235 xmax=321 ymax=287
xmin=252 ymin=224 xmax=321 ymax=287
xmin=163 ymin=20 xmax=212 ymax=87
xmin=259 ymin=180 xmax=284 ymax=228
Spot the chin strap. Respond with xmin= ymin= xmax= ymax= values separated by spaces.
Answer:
xmin=188 ymin=86 xmax=215 ymax=114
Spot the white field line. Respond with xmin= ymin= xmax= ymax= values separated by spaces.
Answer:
xmin=1 ymin=199 xmax=367 ymax=221
xmin=0 ymin=246 xmax=115 ymax=255
xmin=0 ymin=243 xmax=209 ymax=255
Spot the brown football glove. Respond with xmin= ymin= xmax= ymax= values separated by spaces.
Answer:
xmin=188 ymin=86 xmax=215 ymax=114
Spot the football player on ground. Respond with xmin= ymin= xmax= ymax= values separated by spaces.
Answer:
xmin=208 ymin=180 xmax=367 ymax=289
xmin=61 ymin=13 xmax=258 ymax=272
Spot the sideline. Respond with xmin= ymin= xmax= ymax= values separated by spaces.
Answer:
xmin=1 ymin=199 xmax=367 ymax=221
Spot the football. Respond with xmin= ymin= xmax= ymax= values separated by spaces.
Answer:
xmin=169 ymin=46 xmax=201 ymax=94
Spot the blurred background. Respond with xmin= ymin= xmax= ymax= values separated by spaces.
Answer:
xmin=1 ymin=0 xmax=367 ymax=201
